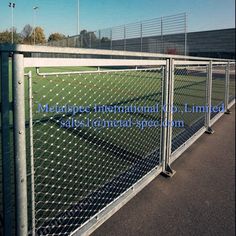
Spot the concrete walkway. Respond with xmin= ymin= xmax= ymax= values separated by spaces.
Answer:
xmin=92 ymin=106 xmax=235 ymax=236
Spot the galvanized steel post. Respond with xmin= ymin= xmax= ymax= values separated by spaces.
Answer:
xmin=224 ymin=62 xmax=231 ymax=114
xmin=162 ymin=58 xmax=176 ymax=177
xmin=99 ymin=30 xmax=101 ymax=49
xmin=89 ymin=33 xmax=92 ymax=48
xmin=167 ymin=59 xmax=175 ymax=160
xmin=161 ymin=60 xmax=169 ymax=173
xmin=161 ymin=17 xmax=164 ymax=53
xmin=110 ymin=29 xmax=113 ymax=51
xmin=184 ymin=13 xmax=188 ymax=56
xmin=205 ymin=61 xmax=214 ymax=134
xmin=12 ymin=53 xmax=28 ymax=236
xmin=140 ymin=23 xmax=143 ymax=52
xmin=124 ymin=26 xmax=126 ymax=51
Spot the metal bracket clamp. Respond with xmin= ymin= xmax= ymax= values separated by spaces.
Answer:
xmin=161 ymin=164 xmax=176 ymax=178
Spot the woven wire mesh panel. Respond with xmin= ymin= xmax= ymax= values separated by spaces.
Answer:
xmin=111 ymin=26 xmax=126 ymax=51
xmin=229 ymin=64 xmax=235 ymax=102
xmin=210 ymin=65 xmax=226 ymax=119
xmin=29 ymin=67 xmax=163 ymax=235
xmin=125 ymin=22 xmax=142 ymax=52
xmin=171 ymin=66 xmax=207 ymax=153
xmin=24 ymin=74 xmax=35 ymax=235
xmin=99 ymin=28 xmax=112 ymax=50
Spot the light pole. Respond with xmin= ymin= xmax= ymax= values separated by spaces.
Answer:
xmin=8 ymin=2 xmax=16 ymax=44
xmin=33 ymin=6 xmax=39 ymax=45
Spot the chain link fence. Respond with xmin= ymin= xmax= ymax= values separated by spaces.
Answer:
xmin=31 ymin=68 xmax=163 ymax=235
xmin=210 ymin=66 xmax=226 ymax=119
xmin=171 ymin=66 xmax=207 ymax=152
xmin=229 ymin=64 xmax=235 ymax=102
xmin=0 ymin=45 xmax=235 ymax=236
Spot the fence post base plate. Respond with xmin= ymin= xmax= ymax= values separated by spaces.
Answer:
xmin=205 ymin=127 xmax=214 ymax=134
xmin=161 ymin=165 xmax=176 ymax=178
xmin=224 ymin=109 xmax=231 ymax=115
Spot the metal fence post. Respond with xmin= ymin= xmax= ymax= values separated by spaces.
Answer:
xmin=140 ymin=23 xmax=143 ymax=52
xmin=162 ymin=58 xmax=176 ymax=177
xmin=161 ymin=17 xmax=164 ymax=53
xmin=12 ymin=53 xmax=28 ymax=236
xmin=99 ymin=30 xmax=101 ymax=49
xmin=80 ymin=34 xmax=83 ymax=48
xmin=110 ymin=29 xmax=113 ymax=50
xmin=161 ymin=60 xmax=169 ymax=173
xmin=205 ymin=61 xmax=214 ymax=134
xmin=224 ymin=62 xmax=231 ymax=114
xmin=184 ymin=13 xmax=188 ymax=56
xmin=89 ymin=33 xmax=92 ymax=48
xmin=1 ymin=52 xmax=12 ymax=236
xmin=124 ymin=26 xmax=126 ymax=51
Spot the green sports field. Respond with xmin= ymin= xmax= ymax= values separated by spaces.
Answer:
xmin=0 ymin=65 xmax=234 ymax=233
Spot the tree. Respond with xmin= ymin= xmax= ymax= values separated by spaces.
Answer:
xmin=48 ymin=33 xmax=66 ymax=42
xmin=0 ymin=30 xmax=12 ymax=43
xmin=21 ymin=24 xmax=33 ymax=44
xmin=0 ymin=28 xmax=22 ymax=44
xmin=21 ymin=25 xmax=46 ymax=44
xmin=32 ymin=27 xmax=46 ymax=44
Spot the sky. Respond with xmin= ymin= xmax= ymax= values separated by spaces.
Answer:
xmin=0 ymin=0 xmax=235 ymax=37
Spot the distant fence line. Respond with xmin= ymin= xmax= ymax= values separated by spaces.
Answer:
xmin=45 ymin=13 xmax=188 ymax=55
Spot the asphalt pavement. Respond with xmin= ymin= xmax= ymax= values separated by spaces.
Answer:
xmin=92 ymin=106 xmax=235 ymax=236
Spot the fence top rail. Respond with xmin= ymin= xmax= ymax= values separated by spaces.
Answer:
xmin=24 ymin=58 xmax=166 ymax=68
xmin=174 ymin=61 xmax=230 ymax=65
xmin=0 ymin=44 xmax=235 ymax=62
xmin=24 ymin=58 xmax=233 ymax=68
